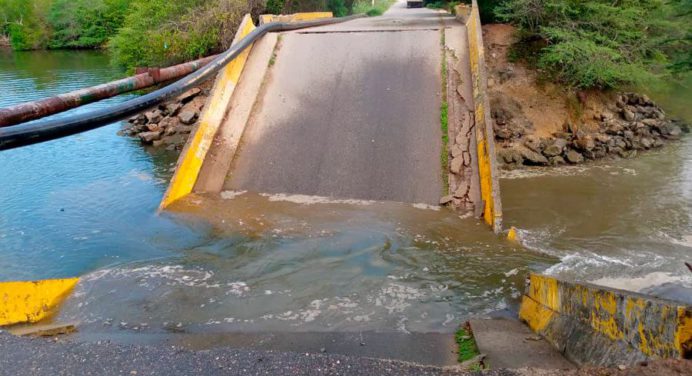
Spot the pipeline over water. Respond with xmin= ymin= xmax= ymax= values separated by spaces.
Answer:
xmin=0 ymin=15 xmax=364 ymax=151
xmin=0 ymin=55 xmax=218 ymax=127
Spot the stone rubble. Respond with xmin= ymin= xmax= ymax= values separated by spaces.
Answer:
xmin=494 ymin=92 xmax=689 ymax=168
xmin=117 ymin=85 xmax=209 ymax=151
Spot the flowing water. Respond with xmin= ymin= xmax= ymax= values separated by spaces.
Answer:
xmin=0 ymin=50 xmax=690 ymax=339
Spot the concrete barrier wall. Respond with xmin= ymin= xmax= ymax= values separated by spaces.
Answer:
xmin=456 ymin=1 xmax=502 ymax=232
xmin=259 ymin=12 xmax=333 ymax=25
xmin=0 ymin=278 xmax=79 ymax=326
xmin=519 ymin=273 xmax=692 ymax=366
xmin=160 ymin=15 xmax=257 ymax=209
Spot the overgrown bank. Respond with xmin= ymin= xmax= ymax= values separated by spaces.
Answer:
xmin=0 ymin=0 xmax=392 ymax=71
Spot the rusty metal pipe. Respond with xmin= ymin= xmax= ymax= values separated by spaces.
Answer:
xmin=0 ymin=55 xmax=218 ymax=127
xmin=0 ymin=15 xmax=365 ymax=150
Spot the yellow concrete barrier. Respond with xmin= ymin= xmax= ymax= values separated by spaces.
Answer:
xmin=160 ymin=15 xmax=256 ymax=209
xmin=519 ymin=273 xmax=692 ymax=366
xmin=457 ymin=0 xmax=502 ymax=233
xmin=0 ymin=278 xmax=79 ymax=326
xmin=259 ymin=12 xmax=333 ymax=25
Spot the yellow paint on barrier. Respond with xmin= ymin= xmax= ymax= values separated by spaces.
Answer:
xmin=676 ymin=307 xmax=692 ymax=357
xmin=260 ymin=12 xmax=333 ymax=24
xmin=160 ymin=15 xmax=256 ymax=209
xmin=521 ymin=273 xmax=692 ymax=362
xmin=292 ymin=12 xmax=333 ymax=21
xmin=519 ymin=295 xmax=555 ymax=332
xmin=0 ymin=278 xmax=79 ymax=326
xmin=528 ymin=274 xmax=560 ymax=312
xmin=464 ymin=1 xmax=502 ymax=232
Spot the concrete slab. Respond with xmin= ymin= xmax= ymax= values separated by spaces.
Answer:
xmin=195 ymin=33 xmax=279 ymax=193
xmin=469 ymin=318 xmax=575 ymax=370
xmin=225 ymin=13 xmax=449 ymax=204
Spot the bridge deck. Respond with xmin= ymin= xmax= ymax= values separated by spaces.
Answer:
xmin=189 ymin=3 xmax=482 ymax=211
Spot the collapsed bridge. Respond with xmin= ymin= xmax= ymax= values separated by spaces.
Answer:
xmin=160 ymin=2 xmax=502 ymax=231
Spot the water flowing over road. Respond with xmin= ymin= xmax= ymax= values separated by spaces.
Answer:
xmin=0 ymin=39 xmax=690 ymax=340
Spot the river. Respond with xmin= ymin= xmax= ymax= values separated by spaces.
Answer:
xmin=0 ymin=50 xmax=690 ymax=337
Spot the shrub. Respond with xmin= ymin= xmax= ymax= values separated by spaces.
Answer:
xmin=497 ymin=0 xmax=690 ymax=89
xmin=109 ymin=0 xmax=248 ymax=71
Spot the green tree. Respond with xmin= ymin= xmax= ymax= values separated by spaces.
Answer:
xmin=497 ymin=0 xmax=690 ymax=89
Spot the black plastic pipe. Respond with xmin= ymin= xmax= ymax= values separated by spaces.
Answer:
xmin=0 ymin=15 xmax=363 ymax=151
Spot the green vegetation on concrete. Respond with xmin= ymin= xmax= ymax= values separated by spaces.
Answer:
xmin=439 ymin=31 xmax=450 ymax=194
xmin=497 ymin=0 xmax=691 ymax=90
xmin=455 ymin=325 xmax=480 ymax=362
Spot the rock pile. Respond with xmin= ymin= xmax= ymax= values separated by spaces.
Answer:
xmin=495 ymin=93 xmax=688 ymax=168
xmin=118 ymin=87 xmax=208 ymax=151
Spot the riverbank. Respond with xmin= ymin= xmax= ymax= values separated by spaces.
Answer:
xmin=484 ymin=24 xmax=689 ymax=170
xmin=119 ymin=23 xmax=690 ymax=172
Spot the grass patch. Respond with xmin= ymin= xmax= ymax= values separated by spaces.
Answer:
xmin=455 ymin=324 xmax=480 ymax=362
xmin=439 ymin=30 xmax=449 ymax=194
xmin=352 ymin=0 xmax=396 ymax=17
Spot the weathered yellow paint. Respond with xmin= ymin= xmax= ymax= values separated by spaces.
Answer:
xmin=519 ymin=295 xmax=555 ymax=332
xmin=464 ymin=1 xmax=502 ymax=232
xmin=507 ymin=226 xmax=518 ymax=242
xmin=292 ymin=12 xmax=333 ymax=21
xmin=521 ymin=273 xmax=691 ymax=363
xmin=260 ymin=12 xmax=333 ymax=24
xmin=527 ymin=274 xmax=560 ymax=312
xmin=675 ymin=307 xmax=692 ymax=357
xmin=160 ymin=15 xmax=256 ymax=209
xmin=0 ymin=278 xmax=79 ymax=326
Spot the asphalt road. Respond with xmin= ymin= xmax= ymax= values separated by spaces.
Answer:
xmin=0 ymin=333 xmax=519 ymax=376
xmin=225 ymin=6 xmax=455 ymax=205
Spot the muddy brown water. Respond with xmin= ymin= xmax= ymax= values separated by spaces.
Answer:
xmin=0 ymin=50 xmax=690 ymax=341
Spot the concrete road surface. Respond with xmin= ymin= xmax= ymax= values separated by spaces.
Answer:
xmin=225 ymin=4 xmax=455 ymax=205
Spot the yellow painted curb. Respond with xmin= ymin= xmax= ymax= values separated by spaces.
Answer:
xmin=259 ymin=12 xmax=333 ymax=25
xmin=519 ymin=273 xmax=692 ymax=365
xmin=160 ymin=15 xmax=256 ymax=209
xmin=0 ymin=278 xmax=79 ymax=326
xmin=459 ymin=0 xmax=503 ymax=232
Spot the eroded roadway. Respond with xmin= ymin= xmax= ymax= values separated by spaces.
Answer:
xmin=223 ymin=3 xmax=453 ymax=205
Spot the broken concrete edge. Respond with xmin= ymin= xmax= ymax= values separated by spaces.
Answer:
xmin=159 ymin=14 xmax=257 ymax=210
xmin=259 ymin=12 xmax=334 ymax=25
xmin=0 ymin=278 xmax=79 ymax=327
xmin=519 ymin=273 xmax=692 ymax=367
xmin=456 ymin=1 xmax=503 ymax=233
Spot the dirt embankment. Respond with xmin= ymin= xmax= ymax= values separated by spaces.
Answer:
xmin=484 ymin=24 xmax=689 ymax=169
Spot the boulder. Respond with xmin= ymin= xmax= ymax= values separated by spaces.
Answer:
xmin=162 ymin=133 xmax=186 ymax=146
xmin=498 ymin=147 xmax=523 ymax=164
xmin=178 ymin=110 xmax=198 ymax=125
xmin=520 ymin=148 xmax=549 ymax=165
xmin=542 ymin=138 xmax=567 ymax=157
xmin=565 ymin=149 xmax=584 ymax=164
xmin=139 ymin=131 xmax=162 ymax=143
xmin=549 ymin=156 xmax=565 ymax=165
xmin=166 ymin=103 xmax=183 ymax=117
xmin=176 ymin=87 xmax=202 ymax=103
xmin=622 ymin=109 xmax=635 ymax=122
xmin=145 ymin=110 xmax=162 ymax=124
xmin=523 ymin=135 xmax=543 ymax=153
xmin=574 ymin=135 xmax=595 ymax=151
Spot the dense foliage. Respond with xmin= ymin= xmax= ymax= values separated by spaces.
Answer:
xmin=497 ymin=0 xmax=691 ymax=89
xmin=0 ymin=0 xmax=367 ymax=69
